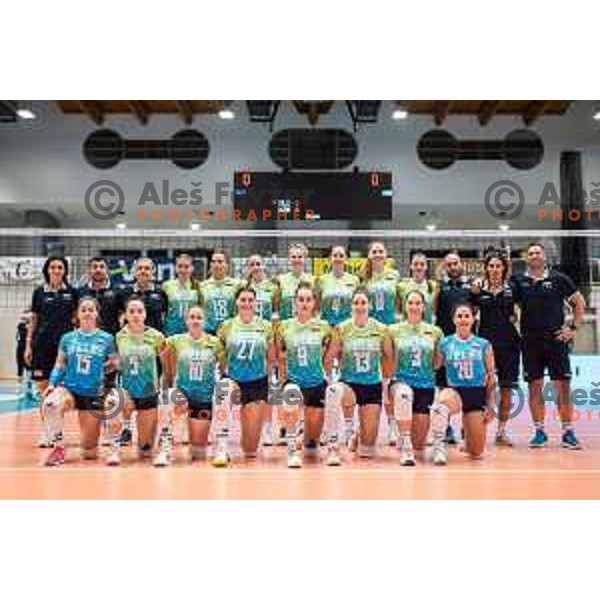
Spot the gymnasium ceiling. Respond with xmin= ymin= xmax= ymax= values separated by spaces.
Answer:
xmin=55 ymin=100 xmax=573 ymax=127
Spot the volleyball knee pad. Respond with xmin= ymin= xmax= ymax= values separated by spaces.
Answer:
xmin=326 ymin=382 xmax=344 ymax=406
xmin=392 ymin=383 xmax=413 ymax=422
xmin=430 ymin=400 xmax=450 ymax=435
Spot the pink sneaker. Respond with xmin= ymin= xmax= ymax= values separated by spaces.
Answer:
xmin=44 ymin=445 xmax=65 ymax=466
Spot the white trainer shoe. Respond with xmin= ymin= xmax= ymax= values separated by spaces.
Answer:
xmin=106 ymin=448 xmax=120 ymax=466
xmin=153 ymin=448 xmax=171 ymax=468
xmin=287 ymin=452 xmax=302 ymax=469
xmin=432 ymin=442 xmax=448 ymax=466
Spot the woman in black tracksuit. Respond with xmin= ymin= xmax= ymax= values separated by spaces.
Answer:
xmin=470 ymin=250 xmax=521 ymax=446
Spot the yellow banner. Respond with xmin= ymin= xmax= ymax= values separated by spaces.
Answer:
xmin=313 ymin=258 xmax=396 ymax=277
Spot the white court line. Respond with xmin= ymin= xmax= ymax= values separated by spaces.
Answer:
xmin=1 ymin=467 xmax=600 ymax=475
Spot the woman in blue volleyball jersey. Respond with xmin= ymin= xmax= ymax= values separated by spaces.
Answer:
xmin=438 ymin=303 xmax=497 ymax=464
xmin=42 ymin=297 xmax=119 ymax=466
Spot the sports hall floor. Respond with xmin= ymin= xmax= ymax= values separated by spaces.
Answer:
xmin=1 ymin=383 xmax=599 ymax=500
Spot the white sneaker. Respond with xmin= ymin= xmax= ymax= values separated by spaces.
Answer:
xmin=495 ymin=430 xmax=514 ymax=447
xmin=400 ymin=447 xmax=416 ymax=466
xmin=326 ymin=448 xmax=342 ymax=467
xmin=262 ymin=421 xmax=274 ymax=446
xmin=432 ymin=442 xmax=448 ymax=466
xmin=287 ymin=452 xmax=302 ymax=469
xmin=153 ymin=448 xmax=171 ymax=468
xmin=212 ymin=449 xmax=229 ymax=468
xmin=106 ymin=448 xmax=120 ymax=466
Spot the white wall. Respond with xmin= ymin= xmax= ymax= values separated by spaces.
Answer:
xmin=1 ymin=100 xmax=599 ymax=230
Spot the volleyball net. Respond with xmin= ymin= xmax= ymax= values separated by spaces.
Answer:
xmin=0 ymin=227 xmax=599 ymax=378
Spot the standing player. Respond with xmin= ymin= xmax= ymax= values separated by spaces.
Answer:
xmin=246 ymin=254 xmax=280 ymax=322
xmin=316 ymin=246 xmax=359 ymax=327
xmin=438 ymin=303 xmax=497 ymax=463
xmin=328 ymin=287 xmax=393 ymax=459
xmin=360 ymin=241 xmax=401 ymax=445
xmin=471 ymin=251 xmax=521 ymax=446
xmin=162 ymin=254 xmax=200 ymax=337
xmin=511 ymin=243 xmax=585 ymax=449
xmin=25 ymin=257 xmax=77 ymax=447
xmin=276 ymin=283 xmax=337 ymax=467
xmin=161 ymin=253 xmax=200 ymax=445
xmin=78 ymin=257 xmax=121 ymax=336
xmin=435 ymin=251 xmax=473 ymax=444
xmin=199 ymin=251 xmax=240 ymax=335
xmin=245 ymin=254 xmax=281 ymax=445
xmin=398 ymin=252 xmax=438 ymax=324
xmin=115 ymin=297 xmax=169 ymax=466
xmin=163 ymin=306 xmax=225 ymax=462
xmin=276 ymin=244 xmax=315 ymax=321
xmin=213 ymin=287 xmax=277 ymax=466
xmin=42 ymin=297 xmax=119 ymax=466
xmin=118 ymin=258 xmax=168 ymax=333
xmin=388 ymin=290 xmax=444 ymax=465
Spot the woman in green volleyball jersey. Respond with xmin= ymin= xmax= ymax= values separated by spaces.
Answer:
xmin=360 ymin=241 xmax=401 ymax=446
xmin=199 ymin=251 xmax=241 ymax=335
xmin=316 ymin=246 xmax=359 ymax=327
xmin=162 ymin=254 xmax=200 ymax=336
xmin=164 ymin=305 xmax=225 ymax=463
xmin=115 ymin=297 xmax=169 ymax=466
xmin=328 ymin=287 xmax=393 ymax=460
xmin=213 ymin=286 xmax=277 ymax=466
xmin=276 ymin=244 xmax=315 ymax=321
xmin=276 ymin=282 xmax=337 ymax=468
xmin=397 ymin=252 xmax=438 ymax=324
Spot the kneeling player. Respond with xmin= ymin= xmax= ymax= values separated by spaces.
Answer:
xmin=42 ymin=298 xmax=119 ymax=466
xmin=213 ymin=287 xmax=276 ymax=466
xmin=164 ymin=306 xmax=225 ymax=463
xmin=327 ymin=288 xmax=392 ymax=459
xmin=437 ymin=303 xmax=497 ymax=464
xmin=115 ymin=298 xmax=168 ymax=466
xmin=276 ymin=283 xmax=338 ymax=468
xmin=387 ymin=290 xmax=444 ymax=465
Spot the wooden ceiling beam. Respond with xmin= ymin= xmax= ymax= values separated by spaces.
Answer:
xmin=78 ymin=101 xmax=105 ymax=125
xmin=174 ymin=100 xmax=194 ymax=125
xmin=478 ymin=100 xmax=501 ymax=126
xmin=522 ymin=100 xmax=549 ymax=126
xmin=433 ymin=100 xmax=452 ymax=125
xmin=127 ymin=100 xmax=149 ymax=125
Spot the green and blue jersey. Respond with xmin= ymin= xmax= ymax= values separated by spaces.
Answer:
xmin=277 ymin=318 xmax=331 ymax=388
xmin=167 ymin=333 xmax=223 ymax=403
xmin=162 ymin=279 xmax=200 ymax=336
xmin=336 ymin=318 xmax=388 ymax=385
xmin=277 ymin=272 xmax=315 ymax=321
xmin=199 ymin=277 xmax=241 ymax=334
xmin=116 ymin=326 xmax=166 ymax=399
xmin=218 ymin=317 xmax=273 ymax=383
xmin=363 ymin=269 xmax=400 ymax=325
xmin=317 ymin=272 xmax=359 ymax=325
xmin=387 ymin=321 xmax=442 ymax=389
